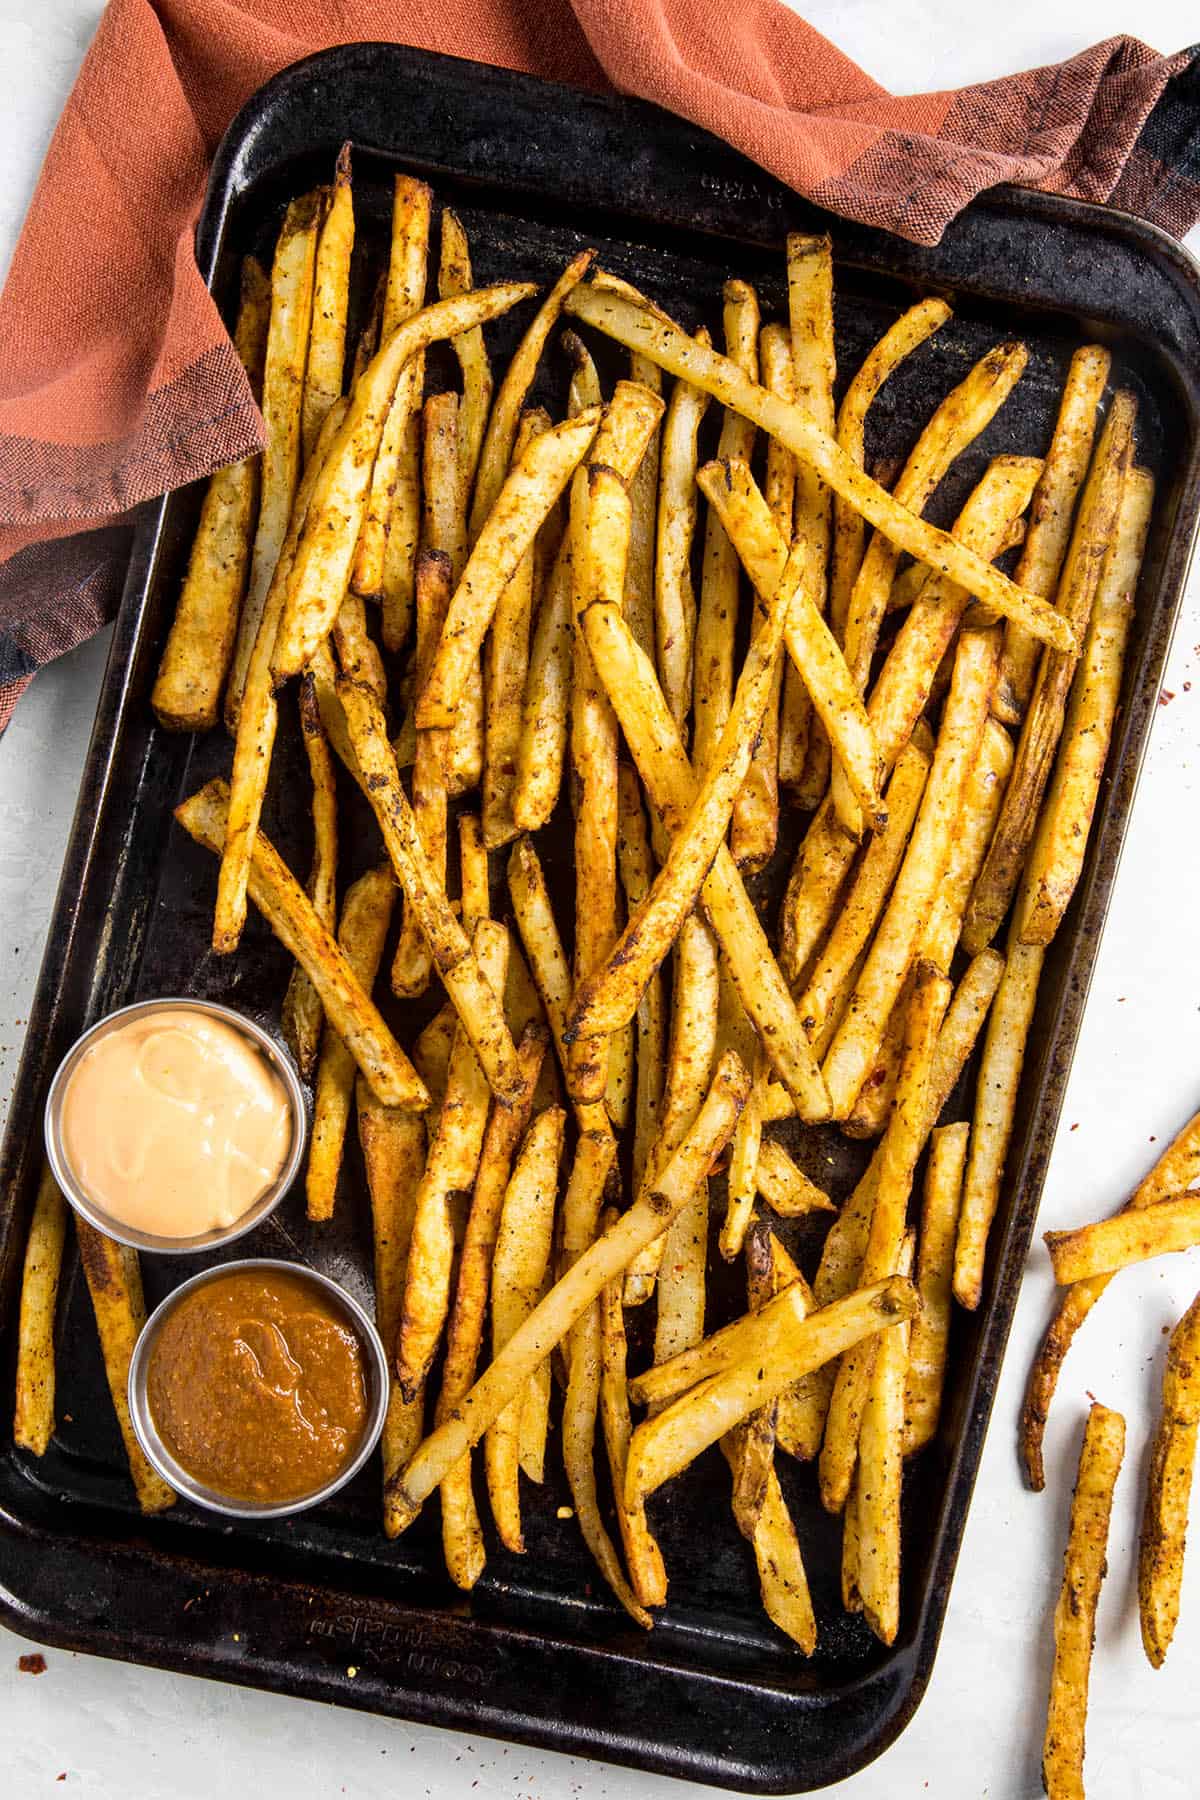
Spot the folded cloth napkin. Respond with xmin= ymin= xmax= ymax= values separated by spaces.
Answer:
xmin=0 ymin=0 xmax=1196 ymax=729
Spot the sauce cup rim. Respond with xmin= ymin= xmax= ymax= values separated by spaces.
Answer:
xmin=43 ymin=997 xmax=308 ymax=1257
xmin=127 ymin=1256 xmax=390 ymax=1520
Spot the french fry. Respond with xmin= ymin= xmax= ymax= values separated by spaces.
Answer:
xmin=856 ymin=1231 xmax=915 ymax=1644
xmin=226 ymin=194 xmax=321 ymax=726
xmin=798 ymin=735 xmax=930 ymax=1056
xmin=386 ymin=1051 xmax=749 ymax=1530
xmin=332 ymin=590 xmax=386 ymax=697
xmin=820 ymin=964 xmax=949 ymax=1512
xmin=624 ymin=351 xmax=662 ymax=658
xmin=920 ymin=718 xmax=1012 ymax=972
xmin=616 ymin=765 xmax=666 ymax=1194
xmin=954 ymin=932 xmax=1044 ymax=1310
xmin=435 ymin=1027 xmax=545 ymax=1584
xmin=770 ymin=1238 xmax=825 ymax=1464
xmin=962 ymin=391 xmax=1136 ymax=955
xmin=75 ymin=1221 xmax=176 ymax=1513
xmin=1017 ymin=467 xmax=1152 ymax=946
xmin=512 ymin=524 xmax=573 ymax=831
xmin=1138 ymin=1289 xmax=1200 ymax=1667
xmin=778 ymin=456 xmax=1041 ymax=986
xmin=997 ymin=346 xmax=1112 ymax=722
xmin=392 ymin=548 xmax=453 ymax=997
xmin=696 ymin=458 xmax=883 ymax=827
xmin=833 ymin=341 xmax=1027 ymax=833
xmin=306 ymin=866 xmax=396 ymax=1221
xmin=337 ymin=678 xmax=524 ymax=1099
xmin=693 ymin=280 xmax=759 ymax=775
xmin=822 ymin=624 xmax=1000 ymax=1120
xmin=781 ymin=234 xmax=834 ymax=796
xmin=1045 ymin=1192 xmax=1200 ymax=1285
xmin=420 ymin=388 xmax=468 ymax=579
xmin=830 ymin=298 xmax=952 ymax=643
xmin=600 ymin=1241 xmax=669 ymax=1609
xmin=626 ymin=1276 xmax=919 ymax=1504
xmin=654 ymin=335 xmax=712 ymax=731
xmin=564 ymin=1288 xmax=652 ymax=1627
xmin=469 ymin=249 xmax=594 ymax=539
xmin=720 ymin=1050 xmax=769 ymax=1262
xmin=577 ymin=593 xmax=829 ymax=1119
xmin=281 ymin=673 xmax=339 ymax=1080
xmin=905 ymin=1121 xmax=968 ymax=1456
xmin=842 ymin=972 xmax=910 ymax=1141
xmin=1020 ymin=1106 xmax=1200 ymax=1491
xmin=485 ymin=1107 xmax=565 ymax=1552
xmin=213 ymin=392 xmax=349 ymax=953
xmin=842 ymin=1470 xmax=864 ymax=1613
xmin=734 ymin=1448 xmax=818 ymax=1652
xmin=724 ymin=1221 xmax=779 ymax=1537
xmin=13 ymin=1163 xmax=69 ymax=1456
xmin=1042 ymin=1402 xmax=1125 ymax=1800
xmin=439 ymin=209 xmax=493 ymax=513
xmin=152 ymin=257 xmax=270 ymax=732
xmin=353 ymin=176 xmax=431 ymax=621
xmin=175 ymin=779 xmax=428 ymax=1109
xmin=270 ymin=281 xmax=535 ymax=685
xmin=413 ymin=1003 xmax=456 ymax=1116
xmin=417 ymin=410 xmax=600 ymax=728
xmin=301 ymin=143 xmax=353 ymax=460
xmin=632 ymin=1266 xmax=812 ymax=1411
xmin=566 ymin=534 xmax=799 ymax=1043
xmin=358 ymin=1085 xmax=427 ymax=1532
xmin=563 ymin=282 xmax=1074 ymax=652
xmin=456 ymin=810 xmax=490 ymax=933
xmin=482 ymin=409 xmax=549 ymax=848
xmin=756 ymin=1138 xmax=835 ymax=1217
xmin=397 ymin=921 xmax=510 ymax=1402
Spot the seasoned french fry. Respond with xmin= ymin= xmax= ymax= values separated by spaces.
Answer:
xmin=693 ymin=280 xmax=759 ymax=775
xmin=13 ymin=1163 xmax=69 ymax=1456
xmin=1017 ymin=467 xmax=1152 ymax=946
xmin=963 ymin=391 xmax=1136 ymax=955
xmin=175 ymin=779 xmax=427 ymax=1109
xmin=627 ymin=1276 xmax=919 ymax=1505
xmin=724 ymin=1222 xmax=779 ymax=1537
xmin=856 ymin=1231 xmax=915 ymax=1644
xmin=226 ymin=194 xmax=321 ymax=726
xmin=436 ymin=1028 xmax=544 ymax=1583
xmin=905 ymin=1121 xmax=968 ymax=1456
xmin=307 ymin=866 xmax=396 ymax=1221
xmin=397 ymin=921 xmax=510 ymax=1402
xmin=482 ymin=410 xmax=549 ymax=847
xmin=822 ymin=625 xmax=1000 ymax=1120
xmin=697 ymin=458 xmax=883 ymax=827
xmin=577 ymin=594 xmax=829 ymax=1119
xmin=281 ymin=673 xmax=339 ymax=1080
xmin=616 ymin=765 xmax=666 ymax=1194
xmin=1020 ymin=1107 xmax=1200 ymax=1491
xmin=392 ymin=549 xmax=453 ymax=997
xmin=213 ymin=393 xmax=349 ymax=953
xmin=563 ymin=283 xmax=1074 ymax=652
xmin=413 ymin=1002 xmax=456 ymax=1115
xmin=439 ymin=209 xmax=493 ymax=513
xmin=1138 ymin=1289 xmax=1200 ymax=1667
xmin=152 ymin=257 xmax=270 ymax=732
xmin=997 ymin=346 xmax=1112 ymax=722
xmin=332 ymin=589 xmax=386 ymax=697
xmin=632 ymin=1266 xmax=812 ymax=1410
xmin=954 ymin=933 xmax=1044 ymax=1309
xmin=566 ymin=535 xmax=799 ymax=1043
xmin=418 ymin=410 xmax=600 ymax=728
xmin=601 ymin=1243 xmax=668 ymax=1609
xmin=1043 ymin=1402 xmax=1125 ymax=1800
xmin=271 ymin=282 xmax=535 ymax=685
xmin=420 ymin=388 xmax=468 ymax=580
xmin=833 ymin=341 xmax=1027 ymax=834
xmin=842 ymin=972 xmax=910 ymax=1141
xmin=920 ymin=718 xmax=1012 ymax=971
xmin=75 ymin=1222 xmax=176 ymax=1513
xmin=358 ymin=1085 xmax=427 ymax=1531
xmin=337 ymin=678 xmax=524 ymax=1099
xmin=386 ymin=1051 xmax=749 ymax=1530
xmin=485 ymin=1107 xmax=565 ymax=1552
xmin=1046 ymin=1192 xmax=1200 ymax=1285
xmin=735 ymin=1447 xmax=818 ymax=1652
xmin=798 ymin=735 xmax=930 ymax=1056
xmin=830 ymin=299 xmax=952 ymax=643
xmin=565 ymin=1288 xmax=653 ymax=1627
xmin=654 ymin=336 xmax=712 ymax=732
xmin=301 ymin=143 xmax=353 ymax=460
xmin=353 ymin=176 xmax=431 ymax=621
xmin=469 ymin=250 xmax=595 ymax=540
xmin=624 ymin=351 xmax=662 ymax=658
xmin=771 ymin=1238 xmax=825 ymax=1464
xmin=756 ymin=1138 xmax=834 ymax=1217
xmin=821 ymin=964 xmax=949 ymax=1512
xmin=720 ymin=1050 xmax=769 ymax=1262
xmin=512 ymin=524 xmax=574 ymax=831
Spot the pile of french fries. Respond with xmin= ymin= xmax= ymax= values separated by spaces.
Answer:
xmin=13 ymin=146 xmax=1160 ymax=1664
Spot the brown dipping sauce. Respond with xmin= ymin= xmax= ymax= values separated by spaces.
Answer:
xmin=146 ymin=1268 xmax=369 ymax=1505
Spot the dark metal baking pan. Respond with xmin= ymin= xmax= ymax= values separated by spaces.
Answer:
xmin=2 ymin=42 xmax=1199 ymax=1794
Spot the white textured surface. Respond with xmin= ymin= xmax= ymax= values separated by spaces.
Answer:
xmin=1 ymin=5 xmax=1199 ymax=1795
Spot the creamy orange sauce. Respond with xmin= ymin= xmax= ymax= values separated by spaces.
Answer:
xmin=60 ymin=1009 xmax=291 ymax=1237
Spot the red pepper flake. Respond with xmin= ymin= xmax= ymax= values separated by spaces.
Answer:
xmin=1160 ymin=689 xmax=1176 ymax=706
xmin=57 ymin=1778 xmax=66 ymax=1784
xmin=18 ymin=1653 xmax=46 ymax=1674
xmin=1070 ymin=1122 xmax=1079 ymax=1131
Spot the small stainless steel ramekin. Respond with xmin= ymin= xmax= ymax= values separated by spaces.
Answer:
xmin=127 ymin=1258 xmax=389 ymax=1520
xmin=44 ymin=997 xmax=308 ymax=1256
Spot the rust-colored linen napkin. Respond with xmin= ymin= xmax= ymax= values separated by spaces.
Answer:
xmin=0 ymin=0 xmax=1196 ymax=728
